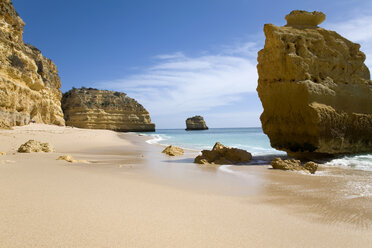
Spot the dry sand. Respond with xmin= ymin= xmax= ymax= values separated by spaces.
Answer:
xmin=0 ymin=124 xmax=371 ymax=247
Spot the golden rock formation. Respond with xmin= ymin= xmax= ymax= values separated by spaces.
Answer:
xmin=194 ymin=142 xmax=252 ymax=165
xmin=257 ymin=10 xmax=372 ymax=158
xmin=270 ymin=158 xmax=318 ymax=174
xmin=0 ymin=0 xmax=65 ymax=127
xmin=185 ymin=115 xmax=208 ymax=130
xmin=61 ymin=88 xmax=155 ymax=132
xmin=17 ymin=140 xmax=54 ymax=153
xmin=162 ymin=145 xmax=184 ymax=156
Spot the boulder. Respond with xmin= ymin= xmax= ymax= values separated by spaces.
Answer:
xmin=194 ymin=142 xmax=252 ymax=165
xmin=162 ymin=145 xmax=184 ymax=156
xmin=17 ymin=140 xmax=54 ymax=153
xmin=61 ymin=88 xmax=155 ymax=132
xmin=0 ymin=0 xmax=65 ymax=127
xmin=270 ymin=158 xmax=318 ymax=174
xmin=257 ymin=10 xmax=372 ymax=158
xmin=186 ymin=116 xmax=208 ymax=130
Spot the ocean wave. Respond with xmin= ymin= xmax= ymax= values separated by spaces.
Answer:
xmin=145 ymin=134 xmax=169 ymax=145
xmin=325 ymin=154 xmax=372 ymax=172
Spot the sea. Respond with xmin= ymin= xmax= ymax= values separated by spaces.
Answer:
xmin=141 ymin=127 xmax=372 ymax=172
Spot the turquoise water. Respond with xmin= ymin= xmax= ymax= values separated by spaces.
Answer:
xmin=140 ymin=128 xmax=372 ymax=171
xmin=143 ymin=128 xmax=285 ymax=156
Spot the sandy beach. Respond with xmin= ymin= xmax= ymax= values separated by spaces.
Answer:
xmin=0 ymin=124 xmax=371 ymax=247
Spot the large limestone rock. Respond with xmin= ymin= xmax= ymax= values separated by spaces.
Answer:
xmin=257 ymin=10 xmax=372 ymax=158
xmin=194 ymin=142 xmax=252 ymax=165
xmin=0 ymin=0 xmax=65 ymax=127
xmin=61 ymin=88 xmax=155 ymax=132
xmin=186 ymin=115 xmax=208 ymax=130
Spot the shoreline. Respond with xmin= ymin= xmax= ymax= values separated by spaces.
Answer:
xmin=0 ymin=124 xmax=371 ymax=247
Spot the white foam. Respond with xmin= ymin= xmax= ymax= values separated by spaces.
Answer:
xmin=325 ymin=154 xmax=372 ymax=172
xmin=218 ymin=165 xmax=254 ymax=179
xmin=146 ymin=134 xmax=167 ymax=144
xmin=343 ymin=181 xmax=372 ymax=198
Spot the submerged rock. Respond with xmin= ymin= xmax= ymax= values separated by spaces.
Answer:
xmin=61 ymin=88 xmax=155 ymax=132
xmin=194 ymin=142 xmax=252 ymax=165
xmin=270 ymin=158 xmax=318 ymax=174
xmin=18 ymin=140 xmax=54 ymax=153
xmin=257 ymin=10 xmax=372 ymax=158
xmin=0 ymin=0 xmax=65 ymax=127
xmin=186 ymin=116 xmax=208 ymax=130
xmin=162 ymin=145 xmax=184 ymax=156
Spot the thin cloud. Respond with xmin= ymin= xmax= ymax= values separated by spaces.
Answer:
xmin=95 ymin=43 xmax=260 ymax=119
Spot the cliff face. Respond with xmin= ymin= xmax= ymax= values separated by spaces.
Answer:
xmin=185 ymin=115 xmax=208 ymax=130
xmin=61 ymin=88 xmax=155 ymax=132
xmin=257 ymin=10 xmax=372 ymax=158
xmin=0 ymin=0 xmax=65 ymax=127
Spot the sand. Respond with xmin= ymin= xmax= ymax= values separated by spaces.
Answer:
xmin=0 ymin=124 xmax=371 ymax=247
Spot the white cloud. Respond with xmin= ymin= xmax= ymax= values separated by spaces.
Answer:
xmin=95 ymin=42 xmax=261 ymax=127
xmin=92 ymin=12 xmax=372 ymax=129
xmin=326 ymin=14 xmax=372 ymax=69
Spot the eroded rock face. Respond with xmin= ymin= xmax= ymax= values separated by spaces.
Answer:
xmin=186 ymin=116 xmax=208 ymax=130
xmin=194 ymin=142 xmax=252 ymax=165
xmin=0 ymin=0 xmax=65 ymax=127
xmin=62 ymin=88 xmax=155 ymax=132
xmin=270 ymin=158 xmax=318 ymax=174
xmin=17 ymin=140 xmax=54 ymax=153
xmin=162 ymin=145 xmax=184 ymax=156
xmin=257 ymin=10 xmax=372 ymax=158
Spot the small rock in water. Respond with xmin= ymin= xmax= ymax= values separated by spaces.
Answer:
xmin=270 ymin=158 xmax=318 ymax=174
xmin=185 ymin=115 xmax=208 ymax=130
xmin=162 ymin=145 xmax=184 ymax=156
xmin=303 ymin=161 xmax=318 ymax=174
xmin=17 ymin=140 xmax=55 ymax=153
xmin=194 ymin=142 xmax=252 ymax=165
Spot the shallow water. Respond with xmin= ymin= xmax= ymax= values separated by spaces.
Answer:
xmin=140 ymin=128 xmax=372 ymax=172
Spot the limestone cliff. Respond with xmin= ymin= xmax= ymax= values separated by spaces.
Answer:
xmin=0 ymin=0 xmax=65 ymax=127
xmin=257 ymin=10 xmax=372 ymax=158
xmin=185 ymin=115 xmax=208 ymax=130
xmin=61 ymin=88 xmax=155 ymax=132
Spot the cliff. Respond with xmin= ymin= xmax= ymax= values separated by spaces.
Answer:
xmin=185 ymin=115 xmax=208 ymax=130
xmin=0 ymin=0 xmax=65 ymax=127
xmin=257 ymin=10 xmax=372 ymax=158
xmin=61 ymin=88 xmax=155 ymax=132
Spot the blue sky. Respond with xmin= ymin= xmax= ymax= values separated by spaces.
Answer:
xmin=13 ymin=0 xmax=372 ymax=128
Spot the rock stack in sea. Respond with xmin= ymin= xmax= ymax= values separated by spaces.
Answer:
xmin=185 ymin=115 xmax=208 ymax=130
xmin=194 ymin=142 xmax=252 ymax=165
xmin=0 ymin=0 xmax=65 ymax=127
xmin=257 ymin=10 xmax=372 ymax=158
xmin=61 ymin=88 xmax=155 ymax=132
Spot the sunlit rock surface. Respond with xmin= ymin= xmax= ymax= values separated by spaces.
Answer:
xmin=257 ymin=10 xmax=372 ymax=158
xmin=186 ymin=115 xmax=208 ymax=130
xmin=0 ymin=0 xmax=65 ymax=127
xmin=62 ymin=88 xmax=155 ymax=132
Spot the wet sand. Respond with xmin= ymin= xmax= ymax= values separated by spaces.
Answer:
xmin=0 ymin=124 xmax=371 ymax=247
